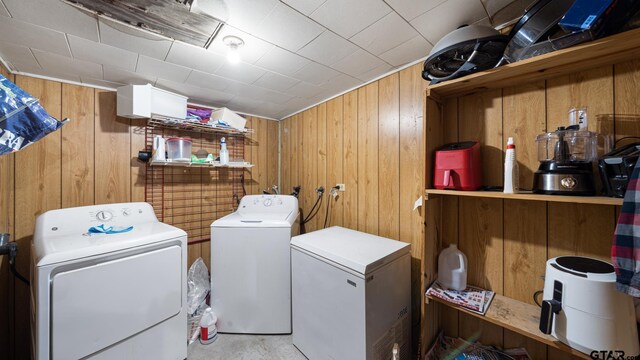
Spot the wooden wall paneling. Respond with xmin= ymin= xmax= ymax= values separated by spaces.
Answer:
xmin=61 ymin=84 xmax=95 ymax=207
xmin=130 ymin=119 xmax=146 ymax=202
xmin=342 ymin=91 xmax=358 ymax=230
xmin=546 ymin=68 xmax=616 ymax=264
xmin=244 ymin=117 xmax=255 ymax=194
xmin=503 ymin=82 xmax=546 ymax=188
xmin=0 ymin=64 xmax=14 ymax=358
xmin=316 ymin=103 xmax=327 ymax=230
xmin=614 ymin=60 xmax=640 ymax=142
xmin=459 ymin=89 xmax=504 ymax=187
xmin=457 ymin=89 xmax=504 ymax=346
xmin=267 ymin=120 xmax=279 ymax=191
xmin=357 ymin=83 xmax=379 ymax=235
xmin=188 ymin=243 xmax=202 ymax=268
xmin=326 ymin=97 xmax=344 ymax=227
xmin=378 ymin=74 xmax=400 ymax=240
xmin=95 ymin=90 xmax=131 ymax=204
xmin=253 ymin=118 xmax=269 ymax=194
xmin=501 ymin=81 xmax=548 ymax=358
xmin=280 ymin=119 xmax=291 ymax=195
xmin=291 ymin=114 xmax=302 ymax=195
xmin=13 ymin=76 xmax=62 ymax=359
xmin=302 ymin=108 xmax=318 ymax=232
xmin=423 ymin=96 xmax=444 ymax=351
xmin=439 ymin=97 xmax=460 ymax=338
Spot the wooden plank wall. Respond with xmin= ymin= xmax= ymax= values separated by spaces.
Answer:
xmin=433 ymin=60 xmax=640 ymax=359
xmin=0 ymin=71 xmax=277 ymax=359
xmin=280 ymin=63 xmax=427 ymax=352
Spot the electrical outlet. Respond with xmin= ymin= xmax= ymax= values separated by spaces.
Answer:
xmin=336 ymin=184 xmax=346 ymax=192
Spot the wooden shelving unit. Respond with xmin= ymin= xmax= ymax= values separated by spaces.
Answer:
xmin=420 ymin=28 xmax=639 ymax=359
xmin=149 ymin=159 xmax=253 ymax=168
xmin=424 ymin=189 xmax=623 ymax=206
xmin=425 ymin=294 xmax=590 ymax=359
xmin=427 ymin=27 xmax=640 ymax=99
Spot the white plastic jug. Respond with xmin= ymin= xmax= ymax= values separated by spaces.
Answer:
xmin=152 ymin=135 xmax=166 ymax=161
xmin=437 ymin=244 xmax=467 ymax=291
xmin=199 ymin=307 xmax=218 ymax=344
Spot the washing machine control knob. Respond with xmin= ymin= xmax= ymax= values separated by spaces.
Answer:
xmin=263 ymin=198 xmax=272 ymax=207
xmin=96 ymin=211 xmax=113 ymax=221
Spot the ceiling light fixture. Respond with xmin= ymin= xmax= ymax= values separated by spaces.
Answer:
xmin=223 ymin=35 xmax=244 ymax=65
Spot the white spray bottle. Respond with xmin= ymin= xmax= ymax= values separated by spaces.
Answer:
xmin=504 ymin=137 xmax=519 ymax=194
xmin=219 ymin=137 xmax=229 ymax=165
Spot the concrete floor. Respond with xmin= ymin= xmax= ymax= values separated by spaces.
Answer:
xmin=188 ymin=334 xmax=307 ymax=360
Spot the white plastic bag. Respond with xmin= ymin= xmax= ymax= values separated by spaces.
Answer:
xmin=187 ymin=258 xmax=210 ymax=344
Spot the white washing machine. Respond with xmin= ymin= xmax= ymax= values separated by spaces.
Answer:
xmin=291 ymin=226 xmax=411 ymax=360
xmin=210 ymin=195 xmax=299 ymax=334
xmin=31 ymin=202 xmax=187 ymax=360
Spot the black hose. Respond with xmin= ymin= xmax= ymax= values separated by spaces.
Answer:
xmin=302 ymin=195 xmax=323 ymax=224
xmin=11 ymin=261 xmax=29 ymax=286
xmin=323 ymin=196 xmax=332 ymax=228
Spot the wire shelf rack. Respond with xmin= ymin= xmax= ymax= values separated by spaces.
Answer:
xmin=148 ymin=114 xmax=253 ymax=136
xmin=144 ymin=124 xmax=248 ymax=244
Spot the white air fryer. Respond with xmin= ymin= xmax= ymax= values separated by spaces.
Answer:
xmin=539 ymin=256 xmax=639 ymax=356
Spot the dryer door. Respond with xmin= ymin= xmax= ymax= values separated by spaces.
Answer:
xmin=50 ymin=245 xmax=182 ymax=359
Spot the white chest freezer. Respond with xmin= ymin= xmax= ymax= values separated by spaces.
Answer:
xmin=291 ymin=226 xmax=411 ymax=360
xmin=31 ymin=202 xmax=187 ymax=360
xmin=211 ymin=195 xmax=299 ymax=334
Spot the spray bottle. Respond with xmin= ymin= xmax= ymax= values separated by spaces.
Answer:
xmin=504 ymin=137 xmax=519 ymax=194
xmin=219 ymin=137 xmax=229 ymax=165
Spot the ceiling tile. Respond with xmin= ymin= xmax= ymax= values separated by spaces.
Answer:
xmin=225 ymin=82 xmax=293 ymax=104
xmin=411 ymin=0 xmax=487 ymax=44
xmin=156 ymin=79 xmax=235 ymax=105
xmin=323 ymin=74 xmax=362 ymax=95
xmin=185 ymin=70 xmax=232 ymax=92
xmin=166 ymin=41 xmax=225 ymax=74
xmin=68 ymin=35 xmax=138 ymax=72
xmin=32 ymin=50 xmax=102 ymax=79
xmin=350 ymin=12 xmax=423 ymax=56
xmin=0 ymin=1 xmax=9 ymax=17
xmin=0 ymin=17 xmax=71 ymax=57
xmin=0 ymin=42 xmax=40 ymax=72
xmin=224 ymin=0 xmax=279 ymax=35
xmin=286 ymin=81 xmax=323 ymax=99
xmin=258 ymin=3 xmax=325 ymax=52
xmin=254 ymin=46 xmax=310 ymax=77
xmin=331 ymin=49 xmax=387 ymax=78
xmin=291 ymin=61 xmax=340 ymax=86
xmin=310 ymin=0 xmax=391 ymax=38
xmin=281 ymin=0 xmax=327 ymax=15
xmin=483 ymin=0 xmax=531 ymax=26
xmin=3 ymin=0 xmax=99 ymax=41
xmin=297 ymin=31 xmax=359 ymax=66
xmin=99 ymin=19 xmax=172 ymax=60
xmin=16 ymin=65 xmax=82 ymax=84
xmin=136 ymin=55 xmax=192 ymax=83
xmin=207 ymin=26 xmax=273 ymax=64
xmin=103 ymin=66 xmax=156 ymax=85
xmin=253 ymin=71 xmax=299 ymax=92
xmin=80 ymin=77 xmax=125 ymax=90
xmin=356 ymin=63 xmax=394 ymax=82
xmin=383 ymin=0 xmax=447 ymax=21
xmin=214 ymin=62 xmax=266 ymax=84
xmin=379 ymin=35 xmax=432 ymax=67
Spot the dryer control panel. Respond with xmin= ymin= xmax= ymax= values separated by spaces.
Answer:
xmin=35 ymin=202 xmax=158 ymax=237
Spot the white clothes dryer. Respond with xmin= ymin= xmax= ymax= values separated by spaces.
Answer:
xmin=32 ymin=202 xmax=187 ymax=360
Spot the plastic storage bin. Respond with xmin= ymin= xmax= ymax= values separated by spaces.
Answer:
xmin=166 ymin=138 xmax=192 ymax=162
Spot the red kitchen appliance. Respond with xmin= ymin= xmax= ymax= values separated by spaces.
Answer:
xmin=433 ymin=141 xmax=482 ymax=190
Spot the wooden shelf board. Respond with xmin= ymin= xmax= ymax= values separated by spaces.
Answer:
xmin=424 ymin=189 xmax=622 ymax=206
xmin=148 ymin=114 xmax=252 ymax=136
xmin=426 ymin=294 xmax=590 ymax=359
xmin=427 ymin=28 xmax=640 ymax=99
